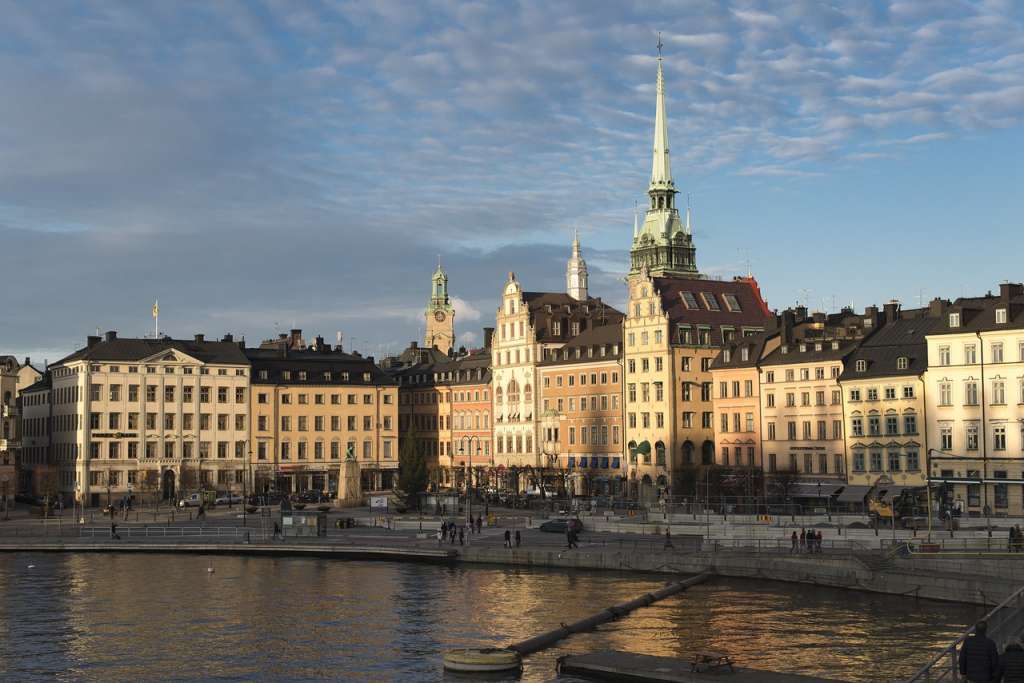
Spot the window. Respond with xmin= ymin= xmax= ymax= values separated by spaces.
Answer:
xmin=849 ymin=389 xmax=861 ymax=401
xmin=870 ymin=451 xmax=883 ymax=472
xmin=767 ymin=422 xmax=776 ymax=440
xmin=681 ymin=291 xmax=699 ymax=309
xmin=964 ymin=344 xmax=977 ymax=364
xmin=995 ymin=471 xmax=1008 ymax=508
xmin=856 ymin=360 xmax=867 ymax=372
xmin=896 ymin=357 xmax=908 ymax=370
xmin=965 ymin=381 xmax=979 ymax=406
xmin=940 ymin=425 xmax=953 ymax=450
xmin=966 ymin=423 xmax=979 ymax=450
xmin=887 ymin=451 xmax=901 ymax=472
xmin=904 ymin=413 xmax=917 ymax=435
xmin=903 ymin=385 xmax=915 ymax=399
xmin=993 ymin=380 xmax=1006 ymax=404
xmin=852 ymin=416 xmax=863 ymax=436
xmin=906 ymin=451 xmax=919 ymax=471
xmin=884 ymin=387 xmax=896 ymax=400
xmin=939 ymin=383 xmax=952 ymax=406
xmin=996 ymin=308 xmax=1008 ymax=324
xmin=701 ymin=292 xmax=720 ymax=311
xmin=885 ymin=415 xmax=898 ymax=435
xmin=868 ymin=415 xmax=880 ymax=436
xmin=853 ymin=450 xmax=865 ymax=472
xmin=949 ymin=313 xmax=960 ymax=328
xmin=722 ymin=293 xmax=742 ymax=311
xmin=994 ymin=426 xmax=1007 ymax=450
xmin=217 ymin=387 xmax=228 ymax=403
xmin=867 ymin=388 xmax=878 ymax=401
xmin=938 ymin=346 xmax=950 ymax=366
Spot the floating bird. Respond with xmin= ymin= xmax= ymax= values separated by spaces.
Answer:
xmin=27 ymin=565 xmax=35 ymax=569
xmin=207 ymin=561 xmax=215 ymax=574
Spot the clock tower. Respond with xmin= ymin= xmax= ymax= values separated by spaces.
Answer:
xmin=424 ymin=262 xmax=455 ymax=354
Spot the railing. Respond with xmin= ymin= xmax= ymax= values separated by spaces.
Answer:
xmin=705 ymin=537 xmax=870 ymax=554
xmin=78 ymin=525 xmax=268 ymax=541
xmin=883 ymin=537 xmax=1024 ymax=555
xmin=906 ymin=583 xmax=1024 ymax=681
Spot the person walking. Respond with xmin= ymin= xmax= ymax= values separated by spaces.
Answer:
xmin=959 ymin=621 xmax=1000 ymax=683
xmin=110 ymin=521 xmax=120 ymax=540
xmin=799 ymin=529 xmax=806 ymax=552
xmin=790 ymin=531 xmax=798 ymax=554
xmin=436 ymin=528 xmax=443 ymax=546
xmin=664 ymin=528 xmax=674 ymax=550
xmin=1016 ymin=525 xmax=1023 ymax=552
xmin=441 ymin=520 xmax=447 ymax=537
xmin=1010 ymin=526 xmax=1017 ymax=553
xmin=504 ymin=529 xmax=512 ymax=549
xmin=476 ymin=516 xmax=483 ymax=534
xmin=1001 ymin=639 xmax=1024 ymax=682
xmin=566 ymin=527 xmax=574 ymax=549
xmin=458 ymin=527 xmax=465 ymax=546
xmin=515 ymin=530 xmax=521 ymax=548
xmin=272 ymin=521 xmax=282 ymax=540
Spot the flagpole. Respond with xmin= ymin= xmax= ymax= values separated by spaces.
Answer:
xmin=154 ymin=300 xmax=159 ymax=338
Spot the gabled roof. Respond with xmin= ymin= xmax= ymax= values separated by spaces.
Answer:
xmin=710 ymin=331 xmax=773 ymax=370
xmin=245 ymin=347 xmax=395 ymax=386
xmin=840 ymin=315 xmax=946 ymax=380
xmin=654 ymin=276 xmax=771 ymax=346
xmin=930 ymin=284 xmax=1024 ymax=334
xmin=539 ymin=322 xmax=623 ymax=366
xmin=522 ymin=292 xmax=623 ymax=343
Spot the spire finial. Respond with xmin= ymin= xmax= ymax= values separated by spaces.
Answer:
xmin=657 ymin=32 xmax=663 ymax=59
xmin=685 ymin=193 xmax=692 ymax=234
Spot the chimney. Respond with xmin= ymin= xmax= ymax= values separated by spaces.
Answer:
xmin=104 ymin=330 xmax=117 ymax=342
xmin=864 ymin=305 xmax=880 ymax=330
xmin=410 ymin=341 xmax=418 ymax=349
xmin=883 ymin=300 xmax=900 ymax=323
xmin=315 ymin=335 xmax=325 ymax=349
xmin=1000 ymin=282 xmax=1023 ymax=302
xmin=483 ymin=327 xmax=495 ymax=349
xmin=194 ymin=334 xmax=205 ymax=343
xmin=86 ymin=335 xmax=101 ymax=348
xmin=781 ymin=310 xmax=796 ymax=343
xmin=928 ymin=297 xmax=948 ymax=318
xmin=23 ymin=357 xmax=30 ymax=368
xmin=794 ymin=305 xmax=808 ymax=321
xmin=812 ymin=311 xmax=826 ymax=325
xmin=290 ymin=329 xmax=302 ymax=345
xmin=222 ymin=333 xmax=234 ymax=342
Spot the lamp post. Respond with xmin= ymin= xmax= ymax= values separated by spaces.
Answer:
xmin=458 ymin=435 xmax=481 ymax=526
xmin=1 ymin=476 xmax=8 ymax=521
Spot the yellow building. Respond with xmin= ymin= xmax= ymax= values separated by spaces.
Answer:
xmin=247 ymin=336 xmax=398 ymax=495
xmin=840 ymin=305 xmax=943 ymax=502
xmin=711 ymin=334 xmax=778 ymax=473
xmin=46 ymin=331 xmax=251 ymax=507
xmin=1 ymin=355 xmax=41 ymax=505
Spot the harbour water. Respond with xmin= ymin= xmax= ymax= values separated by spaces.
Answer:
xmin=0 ymin=553 xmax=980 ymax=682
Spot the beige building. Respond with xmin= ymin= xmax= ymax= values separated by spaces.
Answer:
xmin=1 ymin=356 xmax=41 ymax=505
xmin=840 ymin=304 xmax=945 ymax=501
xmin=492 ymin=240 xmax=622 ymax=492
xmin=248 ymin=336 xmax=398 ymax=495
xmin=711 ymin=333 xmax=777 ymax=473
xmin=924 ymin=283 xmax=1024 ymax=517
xmin=538 ymin=324 xmax=624 ymax=496
xmin=45 ymin=331 xmax=251 ymax=507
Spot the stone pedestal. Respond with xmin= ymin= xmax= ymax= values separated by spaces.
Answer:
xmin=336 ymin=460 xmax=362 ymax=508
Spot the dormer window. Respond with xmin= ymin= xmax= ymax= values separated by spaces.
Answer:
xmin=949 ymin=312 xmax=960 ymax=328
xmin=741 ymin=347 xmax=749 ymax=362
xmin=856 ymin=359 xmax=867 ymax=372
xmin=781 ymin=345 xmax=788 ymax=354
xmin=897 ymin=357 xmax=909 ymax=370
xmin=831 ymin=341 xmax=839 ymax=350
xmin=814 ymin=342 xmax=822 ymax=351
xmin=864 ymin=318 xmax=873 ymax=328
xmin=723 ymin=349 xmax=731 ymax=363
xmin=799 ymin=344 xmax=807 ymax=353
xmin=996 ymin=308 xmax=1008 ymax=324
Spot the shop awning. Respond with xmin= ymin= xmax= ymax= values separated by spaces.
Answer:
xmin=836 ymin=485 xmax=872 ymax=503
xmin=787 ymin=482 xmax=843 ymax=498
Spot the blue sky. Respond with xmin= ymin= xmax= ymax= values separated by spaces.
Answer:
xmin=2 ymin=0 xmax=1023 ymax=366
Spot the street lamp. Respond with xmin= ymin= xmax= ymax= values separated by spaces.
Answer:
xmin=1 ymin=475 xmax=8 ymax=521
xmin=458 ymin=435 xmax=481 ymax=526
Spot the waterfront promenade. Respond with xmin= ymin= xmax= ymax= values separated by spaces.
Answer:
xmin=1 ymin=503 xmax=1021 ymax=606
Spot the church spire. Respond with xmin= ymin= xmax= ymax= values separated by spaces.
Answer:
xmin=566 ymin=229 xmax=589 ymax=301
xmin=650 ymin=34 xmax=673 ymax=191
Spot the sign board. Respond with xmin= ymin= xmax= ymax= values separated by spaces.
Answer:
xmin=369 ymin=495 xmax=389 ymax=511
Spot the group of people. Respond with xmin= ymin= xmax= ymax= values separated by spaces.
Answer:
xmin=1009 ymin=526 xmax=1024 ymax=552
xmin=503 ymin=529 xmax=521 ymax=548
xmin=437 ymin=517 xmax=484 ymax=546
xmin=959 ymin=621 xmax=1024 ymax=682
xmin=790 ymin=529 xmax=824 ymax=554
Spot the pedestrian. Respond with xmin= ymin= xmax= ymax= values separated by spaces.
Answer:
xmin=790 ymin=531 xmax=798 ymax=554
xmin=458 ymin=527 xmax=465 ymax=546
xmin=664 ymin=528 xmax=674 ymax=550
xmin=441 ymin=520 xmax=447 ymax=537
xmin=1016 ymin=525 xmax=1023 ymax=552
xmin=273 ymin=521 xmax=281 ymax=540
xmin=1010 ymin=526 xmax=1017 ymax=553
xmin=110 ymin=521 xmax=120 ymax=540
xmin=1001 ymin=638 xmax=1024 ymax=682
xmin=504 ymin=529 xmax=512 ymax=549
xmin=567 ymin=527 xmax=574 ymax=549
xmin=476 ymin=515 xmax=483 ymax=534
xmin=959 ymin=621 xmax=1000 ymax=683
xmin=515 ymin=530 xmax=521 ymax=548
xmin=436 ymin=529 xmax=443 ymax=546
xmin=799 ymin=529 xmax=806 ymax=552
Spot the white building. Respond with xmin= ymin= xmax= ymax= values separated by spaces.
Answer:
xmin=924 ymin=283 xmax=1024 ymax=517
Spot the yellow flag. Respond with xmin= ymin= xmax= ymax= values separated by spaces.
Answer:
xmin=152 ymin=301 xmax=159 ymax=318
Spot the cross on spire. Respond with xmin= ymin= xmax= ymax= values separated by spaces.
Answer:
xmin=657 ymin=32 xmax=663 ymax=59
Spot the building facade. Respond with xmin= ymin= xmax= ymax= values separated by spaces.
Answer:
xmin=247 ymin=337 xmax=399 ymax=495
xmin=44 ymin=332 xmax=251 ymax=507
xmin=924 ymin=283 xmax=1024 ymax=517
xmin=424 ymin=264 xmax=455 ymax=354
xmin=0 ymin=356 xmax=40 ymax=505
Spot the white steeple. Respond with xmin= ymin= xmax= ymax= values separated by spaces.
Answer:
xmin=566 ymin=229 xmax=589 ymax=301
xmin=685 ymin=193 xmax=692 ymax=235
xmin=633 ymin=201 xmax=640 ymax=239
xmin=650 ymin=35 xmax=673 ymax=191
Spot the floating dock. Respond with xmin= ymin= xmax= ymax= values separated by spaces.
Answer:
xmin=557 ymin=651 xmax=843 ymax=683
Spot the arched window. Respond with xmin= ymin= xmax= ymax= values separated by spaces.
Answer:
xmin=495 ymin=387 xmax=503 ymax=405
xmin=508 ymin=380 xmax=519 ymax=404
xmin=523 ymin=384 xmax=532 ymax=404
xmin=682 ymin=441 xmax=694 ymax=465
xmin=655 ymin=441 xmax=666 ymax=466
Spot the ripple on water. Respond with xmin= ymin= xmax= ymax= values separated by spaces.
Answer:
xmin=0 ymin=555 xmax=978 ymax=682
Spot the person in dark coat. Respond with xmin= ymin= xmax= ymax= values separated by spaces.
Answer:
xmin=959 ymin=621 xmax=1000 ymax=683
xmin=458 ymin=527 xmax=464 ymax=546
xmin=503 ymin=529 xmax=512 ymax=548
xmin=1000 ymin=640 xmax=1024 ymax=682
xmin=514 ymin=530 xmax=521 ymax=547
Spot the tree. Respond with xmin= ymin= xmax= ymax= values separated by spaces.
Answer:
xmin=137 ymin=469 xmax=160 ymax=507
xmin=771 ymin=468 xmax=800 ymax=503
xmin=397 ymin=428 xmax=428 ymax=510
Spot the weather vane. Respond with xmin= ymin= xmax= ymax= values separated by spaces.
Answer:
xmin=657 ymin=32 xmax=663 ymax=58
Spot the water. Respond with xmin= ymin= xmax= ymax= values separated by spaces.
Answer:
xmin=0 ymin=553 xmax=980 ymax=682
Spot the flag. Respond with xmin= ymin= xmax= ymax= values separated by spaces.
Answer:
xmin=152 ymin=301 xmax=159 ymax=319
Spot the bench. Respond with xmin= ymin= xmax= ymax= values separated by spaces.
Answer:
xmin=690 ymin=651 xmax=734 ymax=673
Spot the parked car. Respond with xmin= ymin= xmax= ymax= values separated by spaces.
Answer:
xmin=248 ymin=492 xmax=285 ymax=506
xmin=538 ymin=518 xmax=583 ymax=534
xmin=179 ymin=493 xmax=204 ymax=508
xmin=295 ymin=490 xmax=330 ymax=504
xmin=214 ymin=493 xmax=243 ymax=506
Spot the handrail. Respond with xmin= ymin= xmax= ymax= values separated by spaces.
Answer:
xmin=905 ymin=583 xmax=1024 ymax=682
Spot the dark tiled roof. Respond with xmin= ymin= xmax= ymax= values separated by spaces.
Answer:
xmin=654 ymin=276 xmax=772 ymax=346
xmin=246 ymin=348 xmax=394 ymax=386
xmin=539 ymin=322 xmax=622 ymax=366
xmin=522 ymin=292 xmax=623 ymax=343
xmin=930 ymin=284 xmax=1024 ymax=334
xmin=392 ymin=350 xmax=492 ymax=387
xmin=840 ymin=315 xmax=947 ymax=380
xmin=21 ymin=374 xmax=52 ymax=393
xmin=710 ymin=331 xmax=774 ymax=370
xmin=760 ymin=337 xmax=861 ymax=366
xmin=55 ymin=336 xmax=249 ymax=366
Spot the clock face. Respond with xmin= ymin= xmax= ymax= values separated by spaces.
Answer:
xmin=434 ymin=311 xmax=446 ymax=322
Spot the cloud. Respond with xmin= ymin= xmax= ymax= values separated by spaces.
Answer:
xmin=451 ymin=296 xmax=482 ymax=322
xmin=736 ymin=165 xmax=824 ymax=178
xmin=874 ymin=132 xmax=951 ymax=146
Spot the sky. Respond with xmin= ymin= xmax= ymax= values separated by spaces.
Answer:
xmin=2 ymin=0 xmax=1023 ymax=367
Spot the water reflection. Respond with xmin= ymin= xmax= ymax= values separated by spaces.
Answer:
xmin=0 ymin=554 xmax=979 ymax=682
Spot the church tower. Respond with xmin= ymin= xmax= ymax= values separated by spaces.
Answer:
xmin=424 ymin=262 xmax=455 ymax=353
xmin=628 ymin=42 xmax=700 ymax=279
xmin=566 ymin=230 xmax=589 ymax=300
